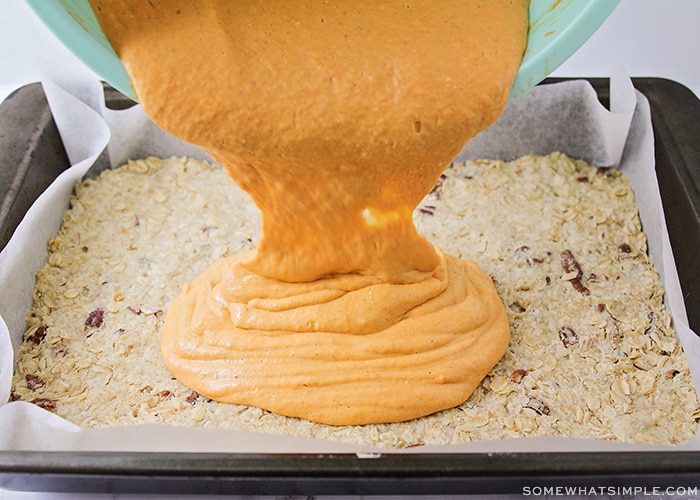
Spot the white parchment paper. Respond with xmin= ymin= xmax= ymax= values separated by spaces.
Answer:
xmin=0 ymin=63 xmax=698 ymax=453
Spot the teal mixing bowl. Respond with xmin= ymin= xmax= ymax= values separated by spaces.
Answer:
xmin=26 ymin=0 xmax=621 ymax=101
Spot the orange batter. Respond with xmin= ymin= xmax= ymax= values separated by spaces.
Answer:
xmin=89 ymin=0 xmax=529 ymax=425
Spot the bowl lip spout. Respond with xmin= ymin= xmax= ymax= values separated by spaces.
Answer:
xmin=26 ymin=0 xmax=137 ymax=100
xmin=26 ymin=0 xmax=622 ymax=103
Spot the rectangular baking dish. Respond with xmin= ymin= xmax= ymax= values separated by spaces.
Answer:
xmin=0 ymin=78 xmax=698 ymax=494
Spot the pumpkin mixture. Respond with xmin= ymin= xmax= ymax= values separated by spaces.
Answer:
xmin=85 ymin=0 xmax=529 ymax=424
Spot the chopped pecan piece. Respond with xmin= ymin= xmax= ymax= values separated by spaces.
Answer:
xmin=560 ymin=249 xmax=590 ymax=295
xmin=524 ymin=397 xmax=550 ymax=416
xmin=559 ymin=326 xmax=579 ymax=347
xmin=509 ymin=369 xmax=528 ymax=384
xmin=29 ymin=325 xmax=48 ymax=345
xmin=31 ymin=398 xmax=56 ymax=410
xmin=25 ymin=374 xmax=44 ymax=390
xmin=419 ymin=205 xmax=436 ymax=216
xmin=429 ymin=174 xmax=447 ymax=198
xmin=85 ymin=308 xmax=105 ymax=329
xmin=642 ymin=311 xmax=657 ymax=335
xmin=515 ymin=245 xmax=546 ymax=265
xmin=185 ymin=391 xmax=200 ymax=405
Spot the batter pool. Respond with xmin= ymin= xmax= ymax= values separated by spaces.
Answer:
xmin=88 ymin=0 xmax=529 ymax=425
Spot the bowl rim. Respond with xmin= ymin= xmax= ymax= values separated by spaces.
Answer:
xmin=26 ymin=0 xmax=621 ymax=102
xmin=511 ymin=0 xmax=622 ymax=99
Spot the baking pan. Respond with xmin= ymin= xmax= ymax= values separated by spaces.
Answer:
xmin=0 ymin=78 xmax=699 ymax=494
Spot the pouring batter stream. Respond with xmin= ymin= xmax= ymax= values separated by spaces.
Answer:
xmin=89 ymin=0 xmax=529 ymax=425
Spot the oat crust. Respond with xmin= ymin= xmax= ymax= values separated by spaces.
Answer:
xmin=11 ymin=153 xmax=700 ymax=447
